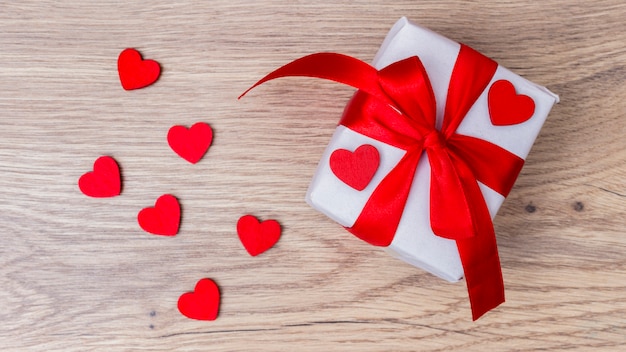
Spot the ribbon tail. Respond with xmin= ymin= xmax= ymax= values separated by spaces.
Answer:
xmin=239 ymin=53 xmax=389 ymax=103
xmin=457 ymin=193 xmax=505 ymax=321
xmin=449 ymin=152 xmax=505 ymax=320
xmin=348 ymin=148 xmax=424 ymax=247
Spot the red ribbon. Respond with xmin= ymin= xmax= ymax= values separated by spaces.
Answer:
xmin=241 ymin=45 xmax=524 ymax=320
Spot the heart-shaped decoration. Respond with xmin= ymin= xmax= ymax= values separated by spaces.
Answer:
xmin=137 ymin=194 xmax=180 ymax=236
xmin=329 ymin=144 xmax=380 ymax=191
xmin=488 ymin=80 xmax=535 ymax=126
xmin=237 ymin=215 xmax=281 ymax=256
xmin=167 ymin=122 xmax=213 ymax=164
xmin=178 ymin=278 xmax=220 ymax=321
xmin=117 ymin=48 xmax=161 ymax=90
xmin=78 ymin=156 xmax=121 ymax=197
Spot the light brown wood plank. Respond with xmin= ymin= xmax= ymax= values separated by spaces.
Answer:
xmin=1 ymin=1 xmax=624 ymax=351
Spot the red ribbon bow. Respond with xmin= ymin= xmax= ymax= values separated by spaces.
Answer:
xmin=241 ymin=45 xmax=525 ymax=320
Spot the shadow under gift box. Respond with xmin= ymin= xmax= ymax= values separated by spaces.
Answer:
xmin=305 ymin=17 xmax=559 ymax=282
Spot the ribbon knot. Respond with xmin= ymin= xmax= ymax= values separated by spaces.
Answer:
xmin=423 ymin=130 xmax=446 ymax=150
xmin=240 ymin=46 xmax=526 ymax=320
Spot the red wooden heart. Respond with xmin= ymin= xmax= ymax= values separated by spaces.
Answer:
xmin=236 ymin=215 xmax=281 ymax=256
xmin=329 ymin=144 xmax=379 ymax=191
xmin=117 ymin=48 xmax=161 ymax=90
xmin=178 ymin=278 xmax=220 ymax=321
xmin=488 ymin=80 xmax=535 ymax=126
xmin=137 ymin=194 xmax=180 ymax=236
xmin=78 ymin=156 xmax=121 ymax=197
xmin=167 ymin=122 xmax=213 ymax=164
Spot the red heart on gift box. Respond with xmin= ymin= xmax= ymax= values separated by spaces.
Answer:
xmin=117 ymin=48 xmax=161 ymax=90
xmin=237 ymin=215 xmax=281 ymax=256
xmin=329 ymin=144 xmax=379 ymax=191
xmin=78 ymin=156 xmax=121 ymax=198
xmin=137 ymin=194 xmax=180 ymax=236
xmin=178 ymin=278 xmax=220 ymax=321
xmin=167 ymin=122 xmax=213 ymax=164
xmin=488 ymin=80 xmax=535 ymax=126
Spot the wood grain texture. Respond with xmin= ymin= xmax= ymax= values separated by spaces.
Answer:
xmin=1 ymin=1 xmax=624 ymax=351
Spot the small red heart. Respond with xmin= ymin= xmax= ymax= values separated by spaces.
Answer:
xmin=329 ymin=144 xmax=379 ymax=191
xmin=78 ymin=156 xmax=121 ymax=197
xmin=117 ymin=48 xmax=161 ymax=90
xmin=178 ymin=278 xmax=220 ymax=321
xmin=488 ymin=80 xmax=535 ymax=126
xmin=167 ymin=122 xmax=213 ymax=164
xmin=236 ymin=215 xmax=281 ymax=256
xmin=137 ymin=194 xmax=180 ymax=236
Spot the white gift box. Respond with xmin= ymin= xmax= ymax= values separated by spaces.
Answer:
xmin=306 ymin=17 xmax=559 ymax=282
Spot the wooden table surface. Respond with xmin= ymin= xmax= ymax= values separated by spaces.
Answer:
xmin=1 ymin=1 xmax=624 ymax=351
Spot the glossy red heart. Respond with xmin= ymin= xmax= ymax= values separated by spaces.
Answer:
xmin=178 ymin=278 xmax=220 ymax=321
xmin=488 ymin=80 xmax=535 ymax=126
xmin=78 ymin=156 xmax=121 ymax=197
xmin=167 ymin=122 xmax=213 ymax=164
xmin=329 ymin=144 xmax=379 ymax=191
xmin=117 ymin=48 xmax=161 ymax=90
xmin=137 ymin=194 xmax=180 ymax=236
xmin=237 ymin=215 xmax=281 ymax=256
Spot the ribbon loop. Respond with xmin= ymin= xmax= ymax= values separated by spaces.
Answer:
xmin=377 ymin=56 xmax=437 ymax=130
xmin=426 ymin=145 xmax=477 ymax=240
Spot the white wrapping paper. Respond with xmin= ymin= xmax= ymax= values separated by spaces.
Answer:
xmin=306 ymin=17 xmax=559 ymax=282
